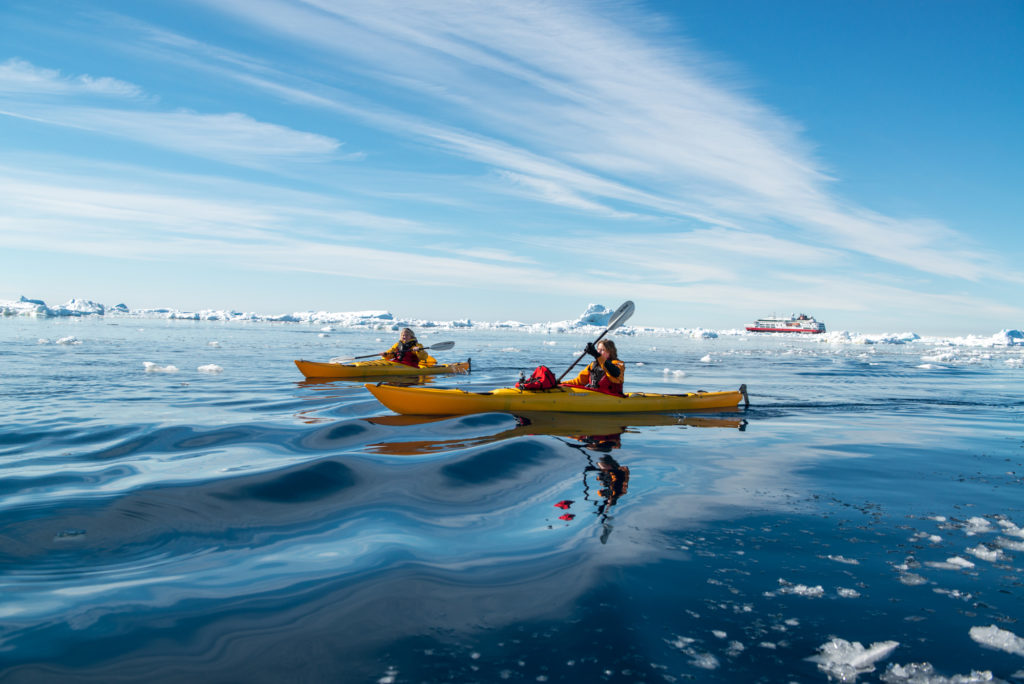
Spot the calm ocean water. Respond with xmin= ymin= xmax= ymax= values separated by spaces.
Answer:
xmin=2 ymin=317 xmax=1022 ymax=683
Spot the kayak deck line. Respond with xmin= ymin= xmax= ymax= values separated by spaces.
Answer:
xmin=364 ymin=381 xmax=750 ymax=416
xmin=295 ymin=358 xmax=471 ymax=380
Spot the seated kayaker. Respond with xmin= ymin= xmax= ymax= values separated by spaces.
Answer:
xmin=382 ymin=328 xmax=428 ymax=368
xmin=561 ymin=339 xmax=625 ymax=396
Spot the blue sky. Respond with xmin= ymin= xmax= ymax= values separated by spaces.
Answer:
xmin=1 ymin=0 xmax=1021 ymax=334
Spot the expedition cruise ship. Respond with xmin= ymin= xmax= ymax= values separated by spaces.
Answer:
xmin=746 ymin=313 xmax=826 ymax=334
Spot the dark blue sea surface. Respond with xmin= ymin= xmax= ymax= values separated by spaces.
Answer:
xmin=2 ymin=318 xmax=1022 ymax=683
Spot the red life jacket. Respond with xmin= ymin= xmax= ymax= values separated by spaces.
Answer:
xmin=388 ymin=341 xmax=421 ymax=367
xmin=563 ymin=358 xmax=625 ymax=396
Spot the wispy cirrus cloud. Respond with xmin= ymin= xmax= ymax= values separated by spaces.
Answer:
xmin=0 ymin=58 xmax=144 ymax=98
xmin=0 ymin=58 xmax=346 ymax=168
xmin=176 ymin=0 xmax=1018 ymax=286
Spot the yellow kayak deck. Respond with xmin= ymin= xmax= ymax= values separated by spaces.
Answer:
xmin=295 ymin=358 xmax=471 ymax=379
xmin=365 ymin=382 xmax=748 ymax=415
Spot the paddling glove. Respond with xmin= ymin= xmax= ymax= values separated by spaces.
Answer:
xmin=585 ymin=342 xmax=599 ymax=358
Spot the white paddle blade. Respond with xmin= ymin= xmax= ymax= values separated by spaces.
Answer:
xmin=329 ymin=356 xmax=353 ymax=364
xmin=607 ymin=300 xmax=635 ymax=331
xmin=428 ymin=341 xmax=455 ymax=351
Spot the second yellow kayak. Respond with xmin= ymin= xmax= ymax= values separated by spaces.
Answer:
xmin=295 ymin=358 xmax=471 ymax=379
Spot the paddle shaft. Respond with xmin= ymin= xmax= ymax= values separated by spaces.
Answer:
xmin=344 ymin=340 xmax=454 ymax=362
xmin=557 ymin=331 xmax=611 ymax=382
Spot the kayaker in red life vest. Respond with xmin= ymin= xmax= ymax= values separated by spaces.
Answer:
xmin=562 ymin=339 xmax=625 ymax=396
xmin=382 ymin=328 xmax=428 ymax=367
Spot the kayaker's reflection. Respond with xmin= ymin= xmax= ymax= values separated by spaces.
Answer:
xmin=532 ymin=420 xmax=630 ymax=543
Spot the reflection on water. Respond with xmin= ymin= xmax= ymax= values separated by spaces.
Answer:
xmin=364 ymin=410 xmax=747 ymax=456
xmin=4 ymin=319 xmax=1023 ymax=683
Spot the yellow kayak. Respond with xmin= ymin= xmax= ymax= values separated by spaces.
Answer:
xmin=365 ymin=382 xmax=748 ymax=415
xmin=295 ymin=358 xmax=471 ymax=380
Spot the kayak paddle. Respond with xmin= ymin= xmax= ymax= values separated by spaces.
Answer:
xmin=557 ymin=300 xmax=635 ymax=382
xmin=330 ymin=340 xmax=456 ymax=364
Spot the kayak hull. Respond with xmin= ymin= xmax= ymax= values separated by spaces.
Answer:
xmin=295 ymin=358 xmax=471 ymax=379
xmin=365 ymin=383 xmax=747 ymax=415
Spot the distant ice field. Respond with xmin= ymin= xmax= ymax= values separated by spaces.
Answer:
xmin=1 ymin=316 xmax=1021 ymax=683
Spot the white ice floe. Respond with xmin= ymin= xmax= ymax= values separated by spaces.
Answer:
xmin=700 ymin=354 xmax=713 ymax=363
xmin=880 ymin=662 xmax=996 ymax=683
xmin=663 ymin=369 xmax=687 ymax=376
xmin=56 ymin=336 xmax=81 ymax=345
xmin=964 ymin=517 xmax=994 ymax=536
xmin=898 ymin=573 xmax=928 ymax=586
xmin=197 ymin=364 xmax=223 ymax=374
xmin=318 ymin=333 xmax=328 ymax=337
xmin=808 ymin=638 xmax=899 ymax=682
xmin=826 ymin=555 xmax=860 ymax=565
xmin=769 ymin=579 xmax=824 ymax=598
xmin=996 ymin=519 xmax=1024 ymax=538
xmin=925 ymin=556 xmax=975 ymax=570
xmin=837 ymin=588 xmax=861 ymax=598
xmin=37 ymin=338 xmax=50 ymax=344
xmin=143 ymin=362 xmax=179 ymax=373
xmin=965 ymin=544 xmax=1004 ymax=562
xmin=916 ymin=364 xmax=946 ymax=370
xmin=969 ymin=624 xmax=1024 ymax=656
xmin=208 ymin=341 xmax=221 ymax=347
xmin=997 ymin=537 xmax=1024 ymax=551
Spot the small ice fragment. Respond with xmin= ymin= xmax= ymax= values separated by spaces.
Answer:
xmin=700 ymin=354 xmax=712 ymax=363
xmin=208 ymin=341 xmax=221 ymax=347
xmin=143 ymin=362 xmax=179 ymax=373
xmin=57 ymin=336 xmax=81 ymax=345
xmin=197 ymin=364 xmax=223 ymax=374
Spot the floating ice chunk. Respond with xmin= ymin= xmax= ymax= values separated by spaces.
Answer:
xmin=996 ymin=537 xmax=1024 ymax=551
xmin=700 ymin=354 xmax=712 ymax=363
xmin=837 ymin=588 xmax=861 ymax=598
xmin=197 ymin=364 xmax=223 ymax=374
xmin=969 ymin=625 xmax=1024 ymax=656
xmin=921 ymin=352 xmax=959 ymax=363
xmin=996 ymin=519 xmax=1024 ymax=537
xmin=808 ymin=638 xmax=899 ymax=682
xmin=965 ymin=544 xmax=1003 ymax=562
xmin=689 ymin=652 xmax=719 ymax=669
xmin=1007 ymin=358 xmax=1024 ymax=368
xmin=898 ymin=573 xmax=928 ymax=586
xmin=56 ymin=336 xmax=81 ymax=345
xmin=925 ymin=556 xmax=975 ymax=570
xmin=916 ymin=364 xmax=945 ymax=370
xmin=501 ymin=347 xmax=520 ymax=353
xmin=964 ymin=517 xmax=993 ymax=535
xmin=771 ymin=579 xmax=824 ymax=597
xmin=635 ymin=361 xmax=645 ymax=366
xmin=826 ymin=555 xmax=860 ymax=565
xmin=880 ymin=662 xmax=996 ymax=682
xmin=318 ymin=333 xmax=328 ymax=337
xmin=208 ymin=341 xmax=221 ymax=347
xmin=320 ymin=326 xmax=334 ymax=332
xmin=712 ymin=630 xmax=727 ymax=639
xmin=38 ymin=338 xmax=50 ymax=344
xmin=143 ymin=362 xmax=179 ymax=373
